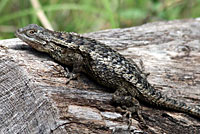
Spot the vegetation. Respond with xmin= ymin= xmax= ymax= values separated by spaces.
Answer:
xmin=0 ymin=0 xmax=200 ymax=39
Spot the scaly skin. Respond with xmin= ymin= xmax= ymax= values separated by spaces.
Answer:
xmin=15 ymin=24 xmax=200 ymax=124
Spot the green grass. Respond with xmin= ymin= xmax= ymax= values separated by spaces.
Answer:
xmin=0 ymin=0 xmax=200 ymax=39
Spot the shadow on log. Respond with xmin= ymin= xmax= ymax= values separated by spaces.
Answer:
xmin=0 ymin=19 xmax=200 ymax=134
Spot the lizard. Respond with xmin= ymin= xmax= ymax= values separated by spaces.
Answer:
xmin=15 ymin=24 xmax=200 ymax=125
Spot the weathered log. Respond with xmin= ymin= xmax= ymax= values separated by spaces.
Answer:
xmin=0 ymin=19 xmax=200 ymax=134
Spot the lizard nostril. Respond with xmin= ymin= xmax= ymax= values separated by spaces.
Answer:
xmin=15 ymin=28 xmax=24 ymax=37
xmin=18 ymin=28 xmax=23 ymax=33
xmin=16 ymin=28 xmax=24 ymax=33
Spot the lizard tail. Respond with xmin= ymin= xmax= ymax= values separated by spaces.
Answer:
xmin=138 ymin=84 xmax=200 ymax=117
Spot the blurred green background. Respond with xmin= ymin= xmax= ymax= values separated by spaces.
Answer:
xmin=1 ymin=0 xmax=200 ymax=39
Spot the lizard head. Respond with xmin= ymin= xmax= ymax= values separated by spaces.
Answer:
xmin=15 ymin=24 xmax=55 ymax=53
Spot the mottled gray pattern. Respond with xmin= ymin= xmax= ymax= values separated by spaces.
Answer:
xmin=15 ymin=24 xmax=200 ymax=124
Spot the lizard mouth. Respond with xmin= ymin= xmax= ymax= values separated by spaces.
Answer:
xmin=15 ymin=28 xmax=32 ymax=42
xmin=15 ymin=28 xmax=23 ymax=39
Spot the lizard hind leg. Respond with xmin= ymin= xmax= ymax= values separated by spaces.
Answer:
xmin=112 ymin=87 xmax=146 ymax=127
xmin=128 ymin=58 xmax=150 ymax=79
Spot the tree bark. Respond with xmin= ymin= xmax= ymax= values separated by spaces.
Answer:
xmin=0 ymin=19 xmax=200 ymax=134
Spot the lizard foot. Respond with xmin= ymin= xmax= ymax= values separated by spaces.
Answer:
xmin=64 ymin=67 xmax=80 ymax=84
xmin=123 ymin=100 xmax=146 ymax=128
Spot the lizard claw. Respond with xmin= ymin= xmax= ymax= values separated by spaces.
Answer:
xmin=123 ymin=109 xmax=147 ymax=129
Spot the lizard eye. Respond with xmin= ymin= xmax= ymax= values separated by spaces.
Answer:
xmin=26 ymin=30 xmax=37 ymax=37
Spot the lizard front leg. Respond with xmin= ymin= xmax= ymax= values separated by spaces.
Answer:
xmin=65 ymin=53 xmax=84 ymax=84
xmin=112 ymin=87 xmax=146 ymax=127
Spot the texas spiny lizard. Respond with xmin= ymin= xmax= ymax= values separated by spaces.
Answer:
xmin=15 ymin=24 xmax=200 ymax=124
